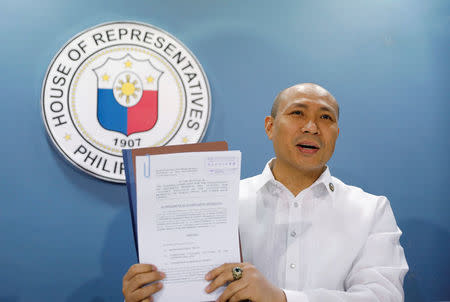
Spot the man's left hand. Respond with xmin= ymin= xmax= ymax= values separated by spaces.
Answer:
xmin=205 ymin=262 xmax=286 ymax=302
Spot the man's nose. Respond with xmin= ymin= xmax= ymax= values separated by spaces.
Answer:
xmin=302 ymin=119 xmax=319 ymax=134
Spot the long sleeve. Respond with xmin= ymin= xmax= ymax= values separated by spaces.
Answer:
xmin=283 ymin=197 xmax=408 ymax=302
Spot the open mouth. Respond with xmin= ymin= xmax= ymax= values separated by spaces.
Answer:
xmin=296 ymin=142 xmax=320 ymax=154
xmin=297 ymin=144 xmax=319 ymax=150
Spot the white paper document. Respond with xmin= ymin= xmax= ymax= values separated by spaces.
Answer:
xmin=136 ymin=151 xmax=241 ymax=302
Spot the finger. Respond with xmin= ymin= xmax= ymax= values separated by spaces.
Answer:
xmin=129 ymin=282 xmax=163 ymax=301
xmin=228 ymin=287 xmax=251 ymax=302
xmin=124 ymin=264 xmax=157 ymax=282
xmin=216 ymin=280 xmax=248 ymax=302
xmin=205 ymin=263 xmax=228 ymax=281
xmin=127 ymin=271 xmax=165 ymax=292
xmin=205 ymin=262 xmax=242 ymax=281
xmin=205 ymin=268 xmax=236 ymax=293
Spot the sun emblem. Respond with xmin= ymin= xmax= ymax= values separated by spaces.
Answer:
xmin=113 ymin=71 xmax=143 ymax=107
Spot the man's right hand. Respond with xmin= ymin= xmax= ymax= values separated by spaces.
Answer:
xmin=122 ymin=264 xmax=165 ymax=302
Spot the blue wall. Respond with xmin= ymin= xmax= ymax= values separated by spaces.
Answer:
xmin=1 ymin=1 xmax=449 ymax=301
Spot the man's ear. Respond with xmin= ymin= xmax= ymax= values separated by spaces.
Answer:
xmin=265 ymin=116 xmax=274 ymax=140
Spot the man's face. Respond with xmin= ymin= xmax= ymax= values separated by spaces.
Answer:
xmin=265 ymin=85 xmax=340 ymax=174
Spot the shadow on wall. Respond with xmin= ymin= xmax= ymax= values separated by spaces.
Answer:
xmin=0 ymin=298 xmax=19 ymax=302
xmin=400 ymin=218 xmax=450 ymax=302
xmin=66 ymin=208 xmax=136 ymax=302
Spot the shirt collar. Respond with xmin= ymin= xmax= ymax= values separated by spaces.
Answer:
xmin=254 ymin=158 xmax=336 ymax=200
xmin=311 ymin=165 xmax=336 ymax=200
xmin=252 ymin=158 xmax=276 ymax=192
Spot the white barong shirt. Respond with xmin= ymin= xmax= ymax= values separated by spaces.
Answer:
xmin=239 ymin=160 xmax=408 ymax=302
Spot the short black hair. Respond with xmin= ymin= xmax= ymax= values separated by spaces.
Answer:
xmin=270 ymin=92 xmax=283 ymax=118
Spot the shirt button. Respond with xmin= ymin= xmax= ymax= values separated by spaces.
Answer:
xmin=329 ymin=183 xmax=335 ymax=192
xmin=290 ymin=263 xmax=296 ymax=269
xmin=290 ymin=231 xmax=297 ymax=237
xmin=293 ymin=202 xmax=299 ymax=207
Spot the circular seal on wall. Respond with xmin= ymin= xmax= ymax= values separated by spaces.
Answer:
xmin=41 ymin=21 xmax=211 ymax=183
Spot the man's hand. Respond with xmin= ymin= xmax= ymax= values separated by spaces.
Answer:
xmin=205 ymin=262 xmax=287 ymax=302
xmin=122 ymin=264 xmax=165 ymax=302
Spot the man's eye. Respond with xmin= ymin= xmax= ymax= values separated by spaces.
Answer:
xmin=321 ymin=114 xmax=333 ymax=120
xmin=291 ymin=110 xmax=303 ymax=115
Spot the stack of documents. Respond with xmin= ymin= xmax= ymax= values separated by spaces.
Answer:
xmin=123 ymin=142 xmax=242 ymax=301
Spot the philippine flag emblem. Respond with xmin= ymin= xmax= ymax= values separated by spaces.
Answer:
xmin=93 ymin=54 xmax=163 ymax=136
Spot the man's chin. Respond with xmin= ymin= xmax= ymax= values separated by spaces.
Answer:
xmin=273 ymin=156 xmax=326 ymax=174
xmin=291 ymin=159 xmax=326 ymax=174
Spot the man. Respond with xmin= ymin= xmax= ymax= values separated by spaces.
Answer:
xmin=122 ymin=83 xmax=408 ymax=302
